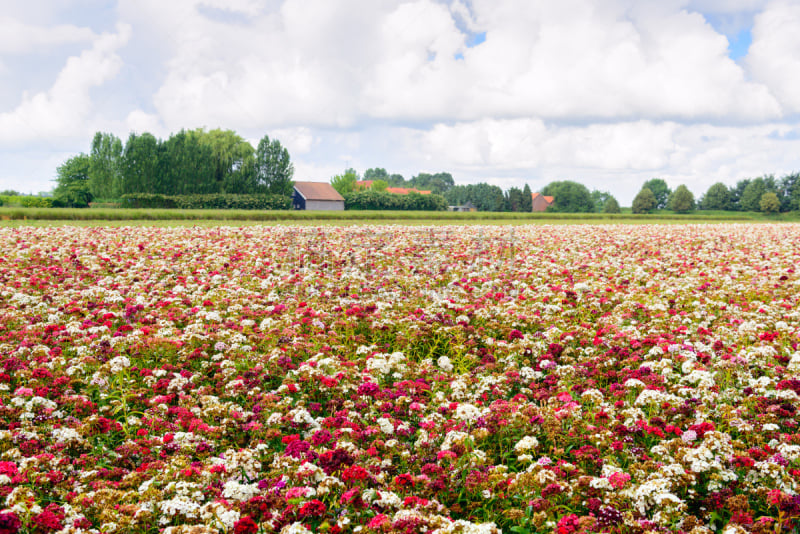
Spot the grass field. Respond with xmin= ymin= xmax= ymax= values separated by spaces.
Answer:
xmin=1 ymin=206 xmax=796 ymax=226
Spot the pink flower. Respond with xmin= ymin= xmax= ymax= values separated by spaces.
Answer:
xmin=608 ymin=472 xmax=631 ymax=489
xmin=12 ymin=387 xmax=33 ymax=397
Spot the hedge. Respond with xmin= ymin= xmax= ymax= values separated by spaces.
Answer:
xmin=120 ymin=193 xmax=291 ymax=210
xmin=0 ymin=196 xmax=53 ymax=208
xmin=343 ymin=191 xmax=448 ymax=211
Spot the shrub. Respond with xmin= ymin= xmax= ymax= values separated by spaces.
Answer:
xmin=343 ymin=191 xmax=448 ymax=211
xmin=120 ymin=193 xmax=291 ymax=210
xmin=760 ymin=192 xmax=781 ymax=213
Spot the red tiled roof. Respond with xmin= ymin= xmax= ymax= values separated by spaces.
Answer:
xmin=294 ymin=182 xmax=345 ymax=201
xmin=355 ymin=181 xmax=432 ymax=195
xmin=531 ymin=192 xmax=554 ymax=203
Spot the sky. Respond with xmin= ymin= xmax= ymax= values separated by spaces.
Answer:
xmin=2 ymin=0 xmax=800 ymax=204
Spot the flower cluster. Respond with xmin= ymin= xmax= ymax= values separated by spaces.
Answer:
xmin=0 ymin=224 xmax=799 ymax=533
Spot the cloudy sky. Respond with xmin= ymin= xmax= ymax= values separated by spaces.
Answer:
xmin=2 ymin=0 xmax=800 ymax=203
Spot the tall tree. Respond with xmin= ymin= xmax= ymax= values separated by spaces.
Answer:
xmin=782 ymin=172 xmax=800 ymax=212
xmin=641 ymin=178 xmax=671 ymax=210
xmin=54 ymin=154 xmax=93 ymax=207
xmin=729 ymin=179 xmax=751 ymax=211
xmin=760 ymin=192 xmax=781 ymax=213
xmin=632 ymin=187 xmax=656 ymax=214
xmin=541 ymin=180 xmax=594 ymax=212
xmin=521 ymin=184 xmax=533 ymax=212
xmin=254 ymin=135 xmax=294 ymax=196
xmin=88 ymin=132 xmax=123 ymax=199
xmin=700 ymin=182 xmax=732 ymax=210
xmin=121 ymin=132 xmax=161 ymax=195
xmin=668 ymin=184 xmax=695 ymax=213
xmin=505 ymin=187 xmax=524 ymax=212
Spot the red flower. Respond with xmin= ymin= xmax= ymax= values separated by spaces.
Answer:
xmin=0 ymin=512 xmax=21 ymax=534
xmin=297 ymin=499 xmax=326 ymax=518
xmin=233 ymin=516 xmax=259 ymax=534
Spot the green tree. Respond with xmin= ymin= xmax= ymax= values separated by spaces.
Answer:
xmin=505 ymin=187 xmax=524 ymax=212
xmin=641 ymin=178 xmax=671 ymax=210
xmin=590 ymin=190 xmax=613 ymax=213
xmin=603 ymin=196 xmax=621 ymax=214
xmin=668 ymin=184 xmax=695 ymax=213
xmin=371 ymin=179 xmax=389 ymax=192
xmin=331 ymin=168 xmax=359 ymax=194
xmin=409 ymin=172 xmax=455 ymax=194
xmin=740 ymin=178 xmax=767 ymax=212
xmin=521 ymin=184 xmax=533 ymax=212
xmin=54 ymin=154 xmax=93 ymax=207
xmin=632 ymin=187 xmax=656 ymax=214
xmin=364 ymin=168 xmax=389 ymax=181
xmin=760 ymin=192 xmax=781 ymax=213
xmin=121 ymin=132 xmax=161 ymax=194
xmin=254 ymin=135 xmax=294 ymax=196
xmin=700 ymin=182 xmax=732 ymax=210
xmin=782 ymin=172 xmax=800 ymax=211
xmin=88 ymin=132 xmax=123 ymax=199
xmin=541 ymin=180 xmax=594 ymax=212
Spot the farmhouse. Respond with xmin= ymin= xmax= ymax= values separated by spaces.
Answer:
xmin=292 ymin=182 xmax=345 ymax=211
xmin=448 ymin=201 xmax=477 ymax=212
xmin=356 ymin=181 xmax=432 ymax=195
xmin=531 ymin=192 xmax=554 ymax=212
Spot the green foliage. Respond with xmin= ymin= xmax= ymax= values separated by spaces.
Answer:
xmin=54 ymin=154 xmax=93 ymax=207
xmin=700 ymin=182 xmax=732 ymax=210
xmin=330 ymin=169 xmax=359 ymax=195
xmin=445 ymin=183 xmax=506 ymax=211
xmin=504 ymin=187 xmax=525 ymax=212
xmin=408 ymin=172 xmax=455 ymax=194
xmin=0 ymin=195 xmax=53 ymax=208
xmin=121 ymin=193 xmax=290 ymax=210
xmin=521 ymin=184 xmax=532 ymax=212
xmin=88 ymin=132 xmax=123 ymax=199
xmin=632 ymin=187 xmax=656 ymax=214
xmin=783 ymin=173 xmax=800 ymax=211
xmin=668 ymin=184 xmax=695 ymax=213
xmin=760 ymin=192 xmax=781 ymax=214
xmin=642 ymin=178 xmax=671 ymax=209
xmin=740 ymin=178 xmax=767 ymax=212
xmin=254 ymin=135 xmax=293 ymax=196
xmin=603 ymin=196 xmax=621 ymax=214
xmin=541 ymin=180 xmax=594 ymax=213
xmin=343 ymin=190 xmax=448 ymax=211
xmin=370 ymin=179 xmax=389 ymax=192
xmin=363 ymin=168 xmax=389 ymax=181
xmin=591 ymin=190 xmax=614 ymax=213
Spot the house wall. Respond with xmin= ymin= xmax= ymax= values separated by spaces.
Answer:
xmin=532 ymin=196 xmax=551 ymax=212
xmin=305 ymin=200 xmax=344 ymax=211
xmin=292 ymin=190 xmax=306 ymax=210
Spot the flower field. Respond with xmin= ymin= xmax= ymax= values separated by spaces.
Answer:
xmin=1 ymin=224 xmax=799 ymax=534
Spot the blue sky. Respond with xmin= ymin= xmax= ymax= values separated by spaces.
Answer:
xmin=2 ymin=0 xmax=800 ymax=204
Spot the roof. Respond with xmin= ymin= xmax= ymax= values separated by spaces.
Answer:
xmin=532 ymin=192 xmax=554 ymax=203
xmin=293 ymin=182 xmax=345 ymax=202
xmin=355 ymin=181 xmax=432 ymax=195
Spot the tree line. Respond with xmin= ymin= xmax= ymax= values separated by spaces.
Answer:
xmin=631 ymin=174 xmax=800 ymax=214
xmin=53 ymin=129 xmax=294 ymax=207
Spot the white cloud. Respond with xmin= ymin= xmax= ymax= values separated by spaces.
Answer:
xmin=0 ymin=24 xmax=131 ymax=145
xmin=746 ymin=1 xmax=800 ymax=113
xmin=0 ymin=16 xmax=96 ymax=54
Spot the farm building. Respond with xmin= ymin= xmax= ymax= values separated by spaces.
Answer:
xmin=292 ymin=182 xmax=345 ymax=211
xmin=531 ymin=192 xmax=554 ymax=212
xmin=448 ymin=201 xmax=477 ymax=212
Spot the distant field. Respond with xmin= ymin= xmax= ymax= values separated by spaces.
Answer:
xmin=0 ymin=206 xmax=796 ymax=226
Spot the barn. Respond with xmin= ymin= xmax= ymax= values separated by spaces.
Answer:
xmin=292 ymin=182 xmax=345 ymax=211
